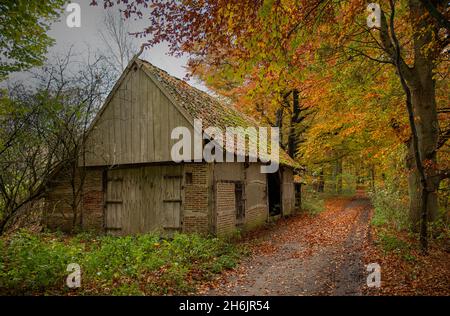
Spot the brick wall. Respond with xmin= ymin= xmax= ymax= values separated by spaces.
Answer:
xmin=44 ymin=165 xmax=79 ymax=231
xmin=81 ymin=169 xmax=103 ymax=231
xmin=182 ymin=163 xmax=210 ymax=234
xmin=44 ymin=167 xmax=104 ymax=232
xmin=215 ymin=182 xmax=236 ymax=237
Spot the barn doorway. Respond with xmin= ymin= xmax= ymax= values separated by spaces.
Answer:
xmin=104 ymin=166 xmax=182 ymax=235
xmin=267 ymin=172 xmax=281 ymax=216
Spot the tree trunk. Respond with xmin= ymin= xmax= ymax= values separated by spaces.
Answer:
xmin=406 ymin=82 xmax=439 ymax=231
xmin=0 ymin=217 xmax=9 ymax=235
xmin=370 ymin=164 xmax=375 ymax=193
xmin=317 ymin=169 xmax=325 ymax=192
xmin=384 ymin=0 xmax=441 ymax=245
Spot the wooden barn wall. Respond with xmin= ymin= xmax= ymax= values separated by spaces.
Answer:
xmin=214 ymin=163 xmax=244 ymax=182
xmin=281 ymin=167 xmax=295 ymax=216
xmin=84 ymin=66 xmax=193 ymax=167
xmin=215 ymin=181 xmax=236 ymax=236
xmin=244 ymin=164 xmax=268 ymax=229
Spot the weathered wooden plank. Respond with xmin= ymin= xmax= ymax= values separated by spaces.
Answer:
xmin=107 ymin=98 xmax=114 ymax=164
xmin=147 ymin=79 xmax=155 ymax=161
xmin=168 ymin=177 xmax=174 ymax=227
xmin=138 ymin=70 xmax=147 ymax=163
xmin=142 ymin=167 xmax=149 ymax=231
xmin=131 ymin=68 xmax=140 ymax=163
xmin=161 ymin=96 xmax=169 ymax=161
xmin=105 ymin=169 xmax=123 ymax=232
xmin=140 ymin=167 xmax=145 ymax=233
xmin=112 ymin=95 xmax=120 ymax=164
xmin=123 ymin=77 xmax=132 ymax=164
xmin=153 ymin=85 xmax=162 ymax=161
xmin=148 ymin=166 xmax=157 ymax=231
xmin=127 ymin=76 xmax=133 ymax=164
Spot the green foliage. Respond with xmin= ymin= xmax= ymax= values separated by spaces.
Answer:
xmin=369 ymin=182 xmax=409 ymax=231
xmin=429 ymin=216 xmax=450 ymax=241
xmin=111 ymin=282 xmax=144 ymax=296
xmin=0 ymin=231 xmax=243 ymax=295
xmin=376 ymin=231 xmax=416 ymax=262
xmin=0 ymin=0 xmax=67 ymax=79
xmin=0 ymin=231 xmax=83 ymax=293
xmin=377 ymin=231 xmax=409 ymax=253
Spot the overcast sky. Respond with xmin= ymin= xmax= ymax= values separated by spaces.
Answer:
xmin=9 ymin=0 xmax=207 ymax=91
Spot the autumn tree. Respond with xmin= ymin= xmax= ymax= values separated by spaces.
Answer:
xmin=93 ymin=0 xmax=449 ymax=250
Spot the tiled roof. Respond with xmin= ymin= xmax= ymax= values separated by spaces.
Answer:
xmin=139 ymin=59 xmax=299 ymax=169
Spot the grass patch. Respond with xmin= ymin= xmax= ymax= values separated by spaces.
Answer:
xmin=369 ymin=185 xmax=417 ymax=263
xmin=375 ymin=230 xmax=416 ymax=262
xmin=0 ymin=231 xmax=244 ymax=295
xmin=377 ymin=231 xmax=409 ymax=253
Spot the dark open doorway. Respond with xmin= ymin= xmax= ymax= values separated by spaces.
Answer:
xmin=267 ymin=172 xmax=281 ymax=216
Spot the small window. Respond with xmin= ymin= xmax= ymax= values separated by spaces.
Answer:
xmin=185 ymin=172 xmax=193 ymax=184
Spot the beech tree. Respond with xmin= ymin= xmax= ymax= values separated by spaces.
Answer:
xmin=92 ymin=0 xmax=449 ymax=251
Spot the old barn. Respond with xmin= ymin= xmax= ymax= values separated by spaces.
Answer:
xmin=44 ymin=57 xmax=300 ymax=236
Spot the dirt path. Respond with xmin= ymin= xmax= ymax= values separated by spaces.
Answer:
xmin=204 ymin=195 xmax=372 ymax=296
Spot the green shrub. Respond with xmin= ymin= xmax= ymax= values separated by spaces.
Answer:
xmin=377 ymin=231 xmax=409 ymax=253
xmin=369 ymin=183 xmax=409 ymax=230
xmin=429 ymin=210 xmax=450 ymax=240
xmin=111 ymin=282 xmax=144 ymax=296
xmin=376 ymin=231 xmax=416 ymax=262
xmin=0 ymin=231 xmax=83 ymax=294
xmin=0 ymin=231 xmax=243 ymax=295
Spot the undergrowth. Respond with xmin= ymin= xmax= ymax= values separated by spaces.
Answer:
xmin=0 ymin=231 xmax=244 ymax=295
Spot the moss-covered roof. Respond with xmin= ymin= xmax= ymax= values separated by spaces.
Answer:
xmin=139 ymin=59 xmax=299 ymax=169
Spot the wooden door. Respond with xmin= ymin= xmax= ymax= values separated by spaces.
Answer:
xmin=105 ymin=171 xmax=123 ymax=233
xmin=162 ymin=175 xmax=182 ymax=230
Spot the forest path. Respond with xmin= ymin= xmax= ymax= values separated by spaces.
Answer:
xmin=204 ymin=194 xmax=372 ymax=295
